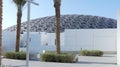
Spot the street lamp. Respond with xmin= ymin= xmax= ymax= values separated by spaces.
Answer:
xmin=25 ymin=0 xmax=39 ymax=67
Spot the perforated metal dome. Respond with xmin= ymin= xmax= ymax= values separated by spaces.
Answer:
xmin=4 ymin=14 xmax=117 ymax=33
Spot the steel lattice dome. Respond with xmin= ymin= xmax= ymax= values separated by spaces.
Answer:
xmin=4 ymin=14 xmax=117 ymax=33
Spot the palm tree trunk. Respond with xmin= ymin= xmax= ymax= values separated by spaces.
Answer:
xmin=0 ymin=0 xmax=2 ymax=65
xmin=15 ymin=7 xmax=22 ymax=52
xmin=55 ymin=5 xmax=61 ymax=54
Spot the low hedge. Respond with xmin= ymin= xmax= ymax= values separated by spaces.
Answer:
xmin=40 ymin=53 xmax=78 ymax=63
xmin=80 ymin=50 xmax=103 ymax=56
xmin=4 ymin=51 xmax=26 ymax=60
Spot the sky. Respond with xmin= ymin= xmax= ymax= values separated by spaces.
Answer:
xmin=2 ymin=0 xmax=120 ymax=29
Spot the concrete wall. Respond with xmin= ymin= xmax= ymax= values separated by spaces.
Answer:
xmin=2 ymin=29 xmax=117 ymax=54
xmin=21 ymin=32 xmax=64 ymax=53
xmin=47 ymin=33 xmax=64 ymax=46
xmin=117 ymin=11 xmax=120 ymax=65
xmin=23 ymin=32 xmax=41 ymax=46
xmin=2 ymin=31 xmax=16 ymax=51
xmin=21 ymin=32 xmax=41 ymax=53
xmin=64 ymin=29 xmax=116 ymax=51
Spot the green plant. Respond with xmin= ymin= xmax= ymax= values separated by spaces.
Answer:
xmin=91 ymin=50 xmax=103 ymax=56
xmin=41 ymin=53 xmax=55 ymax=62
xmin=80 ymin=50 xmax=103 ymax=56
xmin=4 ymin=51 xmax=26 ymax=60
xmin=40 ymin=53 xmax=78 ymax=63
xmin=4 ymin=52 xmax=14 ymax=59
xmin=19 ymin=51 xmax=26 ymax=59
xmin=80 ymin=50 xmax=90 ymax=56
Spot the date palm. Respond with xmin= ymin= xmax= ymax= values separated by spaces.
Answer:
xmin=53 ymin=0 xmax=61 ymax=54
xmin=13 ymin=0 xmax=26 ymax=52
xmin=0 ymin=0 xmax=2 ymax=65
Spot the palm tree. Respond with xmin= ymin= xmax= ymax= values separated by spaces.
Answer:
xmin=0 ymin=0 xmax=2 ymax=65
xmin=53 ymin=0 xmax=61 ymax=54
xmin=13 ymin=0 xmax=26 ymax=52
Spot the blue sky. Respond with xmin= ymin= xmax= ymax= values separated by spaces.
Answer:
xmin=3 ymin=0 xmax=120 ymax=29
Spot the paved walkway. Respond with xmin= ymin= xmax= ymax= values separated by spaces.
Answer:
xmin=1 ymin=54 xmax=120 ymax=67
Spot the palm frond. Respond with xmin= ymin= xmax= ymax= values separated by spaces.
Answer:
xmin=13 ymin=0 xmax=26 ymax=7
xmin=53 ymin=0 xmax=61 ymax=6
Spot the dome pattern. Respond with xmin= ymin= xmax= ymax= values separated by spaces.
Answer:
xmin=4 ymin=15 xmax=117 ymax=33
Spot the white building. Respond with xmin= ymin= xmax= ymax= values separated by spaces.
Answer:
xmin=2 ymin=15 xmax=117 ymax=53
xmin=2 ymin=31 xmax=16 ymax=52
xmin=64 ymin=29 xmax=116 ymax=52
xmin=2 ymin=29 xmax=117 ymax=54
xmin=2 ymin=14 xmax=118 ymax=63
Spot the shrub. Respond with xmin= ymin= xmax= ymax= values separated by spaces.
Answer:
xmin=80 ymin=50 xmax=103 ymax=56
xmin=90 ymin=50 xmax=103 ymax=56
xmin=4 ymin=51 xmax=26 ymax=60
xmin=40 ymin=53 xmax=78 ymax=63
xmin=4 ymin=52 xmax=13 ymax=59
xmin=41 ymin=53 xmax=55 ymax=62
xmin=80 ymin=50 xmax=90 ymax=56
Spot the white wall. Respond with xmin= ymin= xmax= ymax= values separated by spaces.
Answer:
xmin=2 ymin=29 xmax=117 ymax=54
xmin=21 ymin=32 xmax=41 ymax=53
xmin=94 ymin=29 xmax=116 ymax=51
xmin=117 ymin=11 xmax=120 ymax=65
xmin=21 ymin=32 xmax=64 ymax=53
xmin=2 ymin=31 xmax=16 ymax=51
xmin=64 ymin=29 xmax=116 ymax=51
xmin=47 ymin=33 xmax=64 ymax=46
xmin=41 ymin=32 xmax=48 ymax=45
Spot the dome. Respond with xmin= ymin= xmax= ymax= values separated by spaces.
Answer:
xmin=4 ymin=14 xmax=117 ymax=33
